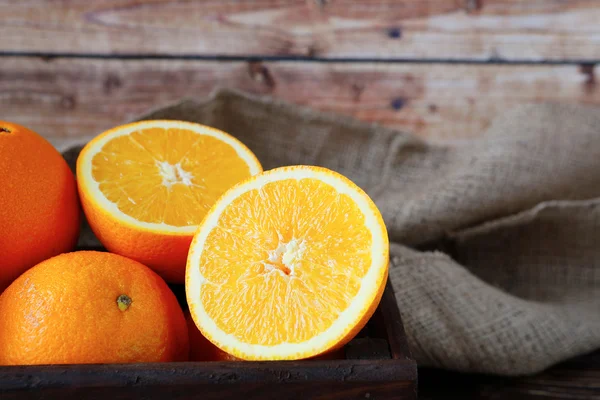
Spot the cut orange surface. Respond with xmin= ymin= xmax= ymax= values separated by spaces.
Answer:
xmin=77 ymin=120 xmax=262 ymax=283
xmin=186 ymin=166 xmax=389 ymax=360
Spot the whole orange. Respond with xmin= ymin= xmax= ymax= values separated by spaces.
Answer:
xmin=0 ymin=121 xmax=80 ymax=292
xmin=0 ymin=251 xmax=189 ymax=365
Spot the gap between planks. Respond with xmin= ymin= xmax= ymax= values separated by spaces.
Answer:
xmin=0 ymin=52 xmax=598 ymax=66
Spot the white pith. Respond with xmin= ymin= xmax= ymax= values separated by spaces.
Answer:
xmin=157 ymin=161 xmax=194 ymax=189
xmin=186 ymin=167 xmax=388 ymax=359
xmin=79 ymin=120 xmax=262 ymax=234
xmin=264 ymin=238 xmax=306 ymax=276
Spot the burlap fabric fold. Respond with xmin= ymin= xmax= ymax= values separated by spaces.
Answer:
xmin=61 ymin=89 xmax=600 ymax=376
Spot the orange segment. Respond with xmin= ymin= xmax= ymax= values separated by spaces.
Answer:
xmin=186 ymin=166 xmax=389 ymax=360
xmin=77 ymin=120 xmax=262 ymax=283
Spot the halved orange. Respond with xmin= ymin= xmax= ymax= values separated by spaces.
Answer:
xmin=186 ymin=166 xmax=389 ymax=360
xmin=77 ymin=120 xmax=262 ymax=283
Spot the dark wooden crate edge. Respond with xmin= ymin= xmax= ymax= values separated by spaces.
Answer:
xmin=379 ymin=279 xmax=413 ymax=362
xmin=0 ymin=280 xmax=417 ymax=400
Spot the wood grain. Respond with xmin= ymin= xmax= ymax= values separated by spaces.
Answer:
xmin=420 ymin=350 xmax=600 ymax=400
xmin=1 ymin=0 xmax=599 ymax=61
xmin=1 ymin=57 xmax=598 ymax=143
xmin=0 ymin=361 xmax=416 ymax=400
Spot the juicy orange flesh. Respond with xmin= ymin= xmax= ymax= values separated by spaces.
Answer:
xmin=197 ymin=178 xmax=373 ymax=346
xmin=91 ymin=127 xmax=252 ymax=226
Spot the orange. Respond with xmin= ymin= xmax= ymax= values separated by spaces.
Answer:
xmin=186 ymin=166 xmax=389 ymax=360
xmin=76 ymin=120 xmax=262 ymax=283
xmin=0 ymin=121 xmax=80 ymax=293
xmin=185 ymin=311 xmax=239 ymax=361
xmin=185 ymin=311 xmax=344 ymax=361
xmin=0 ymin=251 xmax=189 ymax=365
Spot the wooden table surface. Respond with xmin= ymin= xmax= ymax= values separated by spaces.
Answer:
xmin=420 ymin=351 xmax=600 ymax=399
xmin=2 ymin=1 xmax=600 ymax=398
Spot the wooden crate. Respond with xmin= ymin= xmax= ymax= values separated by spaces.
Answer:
xmin=0 ymin=278 xmax=417 ymax=400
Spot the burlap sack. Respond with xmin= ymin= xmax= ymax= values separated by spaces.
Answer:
xmin=60 ymin=89 xmax=600 ymax=376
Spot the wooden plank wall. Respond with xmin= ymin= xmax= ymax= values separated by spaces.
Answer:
xmin=1 ymin=0 xmax=599 ymax=143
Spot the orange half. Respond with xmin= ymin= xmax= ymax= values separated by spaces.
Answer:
xmin=186 ymin=166 xmax=389 ymax=360
xmin=77 ymin=120 xmax=262 ymax=282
